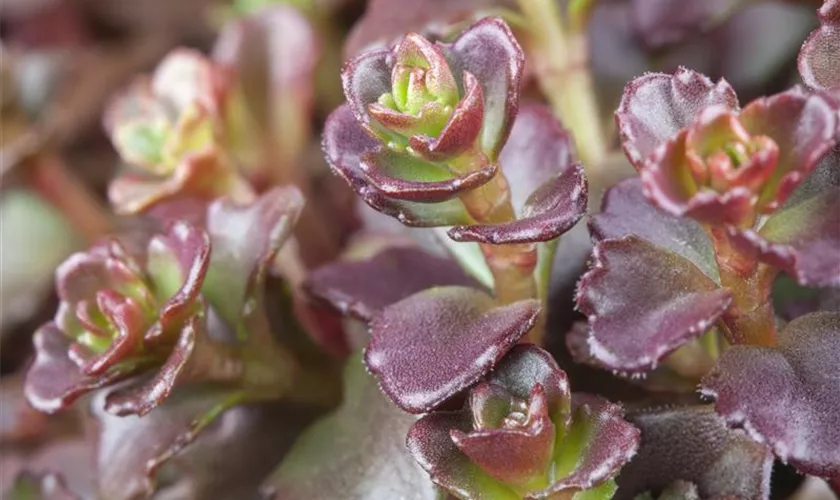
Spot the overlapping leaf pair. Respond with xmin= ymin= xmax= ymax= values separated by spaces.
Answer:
xmin=575 ymin=59 xmax=840 ymax=484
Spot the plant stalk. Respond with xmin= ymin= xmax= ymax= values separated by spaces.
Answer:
xmin=708 ymin=227 xmax=777 ymax=346
xmin=517 ymin=0 xmax=607 ymax=171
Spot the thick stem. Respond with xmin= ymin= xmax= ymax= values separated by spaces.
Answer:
xmin=458 ymin=166 xmax=538 ymax=306
xmin=26 ymin=153 xmax=112 ymax=242
xmin=457 ymin=159 xmax=542 ymax=342
xmin=517 ymin=0 xmax=607 ymax=171
xmin=708 ymin=227 xmax=777 ymax=346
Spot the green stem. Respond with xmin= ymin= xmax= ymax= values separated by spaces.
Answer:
xmin=517 ymin=0 xmax=608 ymax=171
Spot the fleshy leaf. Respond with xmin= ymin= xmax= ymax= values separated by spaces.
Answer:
xmin=615 ymin=405 xmax=772 ymax=500
xmin=203 ymin=186 xmax=303 ymax=330
xmin=24 ymin=324 xmax=124 ymax=414
xmin=263 ymin=354 xmax=439 ymax=499
xmin=366 ymin=286 xmax=540 ymax=413
xmin=305 ymin=246 xmax=481 ymax=321
xmin=322 ymin=104 xmax=474 ymax=226
xmin=798 ymin=0 xmax=840 ymax=91
xmin=701 ymin=312 xmax=840 ymax=481
xmin=728 ymin=148 xmax=840 ymax=287
xmin=93 ymin=389 xmax=300 ymax=500
xmin=616 ymin=68 xmax=738 ymax=170
xmin=408 ymin=412 xmax=521 ymax=499
xmin=359 ymin=147 xmax=496 ymax=203
xmin=448 ymin=105 xmax=588 ymax=244
xmin=577 ymin=236 xmax=731 ymax=372
xmin=590 ymin=177 xmax=719 ymax=280
xmin=631 ymin=0 xmax=748 ymax=49
xmin=486 ymin=344 xmax=571 ymax=428
xmin=108 ymin=148 xmax=253 ymax=215
xmin=440 ymin=17 xmax=523 ymax=160
xmin=529 ymin=395 xmax=639 ymax=498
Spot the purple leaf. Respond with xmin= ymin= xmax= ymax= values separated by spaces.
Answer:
xmin=701 ymin=312 xmax=840 ymax=482
xmin=590 ymin=177 xmax=719 ymax=280
xmin=616 ymin=68 xmax=738 ymax=170
xmin=631 ymin=0 xmax=748 ymax=49
xmin=615 ymin=405 xmax=772 ymax=500
xmin=366 ymin=286 xmax=540 ymax=413
xmin=263 ymin=354 xmax=439 ymax=499
xmin=322 ymin=105 xmax=474 ymax=226
xmin=358 ymin=147 xmax=496 ymax=203
xmin=408 ymin=412 xmax=520 ymax=499
xmin=798 ymin=0 xmax=840 ymax=91
xmin=577 ymin=236 xmax=731 ymax=372
xmin=728 ymin=148 xmax=840 ymax=287
xmin=448 ymin=104 xmax=588 ymax=244
xmin=93 ymin=389 xmax=299 ymax=499
xmin=305 ymin=246 xmax=481 ymax=321
xmin=440 ymin=17 xmax=524 ymax=160
xmin=407 ymin=347 xmax=639 ymax=498
xmin=24 ymin=324 xmax=124 ymax=414
xmin=204 ymin=186 xmax=303 ymax=330
xmin=530 ymin=395 xmax=639 ymax=498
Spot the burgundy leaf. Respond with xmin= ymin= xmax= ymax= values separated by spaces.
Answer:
xmin=102 ymin=317 xmax=230 ymax=416
xmin=701 ymin=312 xmax=840 ymax=481
xmin=737 ymin=88 xmax=837 ymax=212
xmin=529 ymin=395 xmax=640 ymax=498
xmin=448 ymin=105 xmax=587 ymax=244
xmin=340 ymin=48 xmax=393 ymax=132
xmin=24 ymin=324 xmax=124 ymax=414
xmin=305 ymin=246 xmax=481 ymax=321
xmin=577 ymin=236 xmax=731 ymax=372
xmin=94 ymin=389 xmax=299 ymax=500
xmin=358 ymin=148 xmax=496 ymax=203
xmin=204 ymin=186 xmax=303 ymax=330
xmin=616 ymin=68 xmax=738 ymax=169
xmin=408 ymin=412 xmax=520 ymax=499
xmin=590 ymin=177 xmax=719 ymax=280
xmin=485 ymin=344 xmax=571 ymax=427
xmin=631 ymin=0 xmax=747 ymax=49
xmin=440 ymin=17 xmax=524 ymax=160
xmin=322 ymin=105 xmax=473 ymax=226
xmin=264 ymin=354 xmax=439 ymax=499
xmin=451 ymin=387 xmax=555 ymax=489
xmin=798 ymin=0 xmax=840 ymax=91
xmin=615 ymin=405 xmax=772 ymax=500
xmin=366 ymin=286 xmax=540 ymax=413
xmin=728 ymin=149 xmax=840 ymax=287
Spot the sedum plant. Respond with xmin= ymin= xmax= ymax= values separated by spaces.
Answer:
xmin=5 ymin=1 xmax=840 ymax=499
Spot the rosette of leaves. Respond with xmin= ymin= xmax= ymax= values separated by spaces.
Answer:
xmin=25 ymin=187 xmax=304 ymax=418
xmin=325 ymin=17 xmax=587 ymax=302
xmin=104 ymin=49 xmax=252 ymax=214
xmin=407 ymin=345 xmax=640 ymax=499
xmin=574 ymin=67 xmax=840 ymax=485
xmin=799 ymin=0 xmax=840 ymax=92
xmin=318 ymin=17 xmax=588 ymax=415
